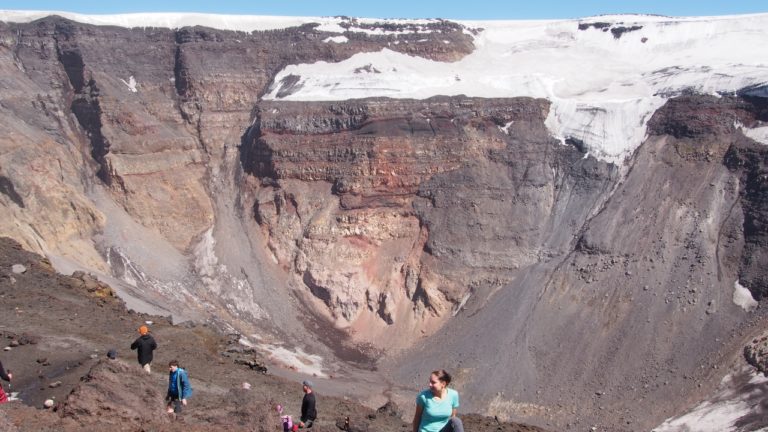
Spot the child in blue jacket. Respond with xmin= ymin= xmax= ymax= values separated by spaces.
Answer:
xmin=166 ymin=359 xmax=192 ymax=414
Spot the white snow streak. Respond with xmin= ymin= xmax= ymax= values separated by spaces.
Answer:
xmin=120 ymin=75 xmax=138 ymax=93
xmin=499 ymin=121 xmax=514 ymax=134
xmin=741 ymin=125 xmax=768 ymax=146
xmin=192 ymin=228 xmax=268 ymax=320
xmin=733 ymin=280 xmax=759 ymax=312
xmin=323 ymin=35 xmax=349 ymax=44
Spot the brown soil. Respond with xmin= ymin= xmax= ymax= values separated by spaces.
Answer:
xmin=0 ymin=237 xmax=547 ymax=432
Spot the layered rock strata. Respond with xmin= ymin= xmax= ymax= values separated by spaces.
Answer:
xmin=0 ymin=17 xmax=474 ymax=333
xmin=240 ymin=96 xmax=618 ymax=349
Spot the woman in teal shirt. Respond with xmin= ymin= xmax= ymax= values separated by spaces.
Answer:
xmin=412 ymin=369 xmax=464 ymax=432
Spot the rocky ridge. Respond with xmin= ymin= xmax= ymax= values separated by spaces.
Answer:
xmin=0 ymin=236 xmax=547 ymax=431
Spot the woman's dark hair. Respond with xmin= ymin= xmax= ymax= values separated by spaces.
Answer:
xmin=431 ymin=369 xmax=452 ymax=385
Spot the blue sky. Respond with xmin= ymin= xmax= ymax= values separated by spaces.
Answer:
xmin=1 ymin=0 xmax=766 ymax=20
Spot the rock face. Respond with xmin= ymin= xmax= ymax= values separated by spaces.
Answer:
xmin=0 ymin=16 xmax=475 ymax=332
xmin=240 ymin=96 xmax=609 ymax=347
xmin=1 ymin=15 xmax=767 ymax=432
xmin=745 ymin=331 xmax=768 ymax=375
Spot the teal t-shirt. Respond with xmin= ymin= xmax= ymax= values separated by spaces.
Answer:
xmin=416 ymin=388 xmax=459 ymax=432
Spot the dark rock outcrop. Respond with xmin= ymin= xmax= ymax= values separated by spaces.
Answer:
xmin=577 ymin=21 xmax=643 ymax=39
xmin=647 ymin=94 xmax=765 ymax=139
xmin=745 ymin=332 xmax=768 ymax=375
xmin=724 ymin=139 xmax=768 ymax=300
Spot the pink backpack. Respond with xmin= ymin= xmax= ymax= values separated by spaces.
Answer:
xmin=281 ymin=415 xmax=293 ymax=432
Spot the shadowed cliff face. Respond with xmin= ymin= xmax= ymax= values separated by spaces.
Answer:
xmin=649 ymin=94 xmax=768 ymax=301
xmin=0 ymin=16 xmax=767 ymax=432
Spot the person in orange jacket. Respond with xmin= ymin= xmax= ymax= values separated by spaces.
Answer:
xmin=130 ymin=325 xmax=157 ymax=373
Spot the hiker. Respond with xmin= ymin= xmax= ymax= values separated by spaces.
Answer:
xmin=130 ymin=325 xmax=157 ymax=373
xmin=412 ymin=369 xmax=464 ymax=432
xmin=0 ymin=360 xmax=12 ymax=404
xmin=165 ymin=360 xmax=192 ymax=415
xmin=298 ymin=379 xmax=317 ymax=428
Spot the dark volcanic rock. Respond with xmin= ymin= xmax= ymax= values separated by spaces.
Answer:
xmin=610 ymin=25 xmax=643 ymax=39
xmin=745 ymin=332 xmax=768 ymax=375
xmin=578 ymin=22 xmax=612 ymax=31
xmin=0 ymin=176 xmax=24 ymax=208
xmin=724 ymin=137 xmax=768 ymax=300
xmin=648 ymin=94 xmax=768 ymax=301
xmin=576 ymin=22 xmax=643 ymax=39
xmin=60 ymin=360 xmax=167 ymax=426
xmin=647 ymin=94 xmax=764 ymax=139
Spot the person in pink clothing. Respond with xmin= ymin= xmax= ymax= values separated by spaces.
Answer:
xmin=0 ymin=360 xmax=13 ymax=404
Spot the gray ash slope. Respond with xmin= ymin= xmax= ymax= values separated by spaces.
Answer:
xmin=389 ymin=93 xmax=768 ymax=431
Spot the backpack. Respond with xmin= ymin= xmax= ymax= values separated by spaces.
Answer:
xmin=281 ymin=415 xmax=293 ymax=432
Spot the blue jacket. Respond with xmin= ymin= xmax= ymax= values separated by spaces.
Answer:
xmin=167 ymin=368 xmax=192 ymax=399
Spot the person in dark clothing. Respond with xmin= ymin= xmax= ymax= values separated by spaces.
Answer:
xmin=0 ymin=360 xmax=13 ymax=404
xmin=166 ymin=359 xmax=192 ymax=415
xmin=130 ymin=325 xmax=157 ymax=373
xmin=299 ymin=380 xmax=317 ymax=428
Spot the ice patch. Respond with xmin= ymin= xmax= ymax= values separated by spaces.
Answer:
xmin=653 ymin=367 xmax=768 ymax=432
xmin=498 ymin=121 xmax=514 ymax=134
xmin=119 ymin=75 xmax=138 ymax=93
xmin=243 ymin=334 xmax=263 ymax=343
xmin=262 ymin=14 xmax=768 ymax=165
xmin=266 ymin=345 xmax=326 ymax=377
xmin=240 ymin=336 xmax=326 ymax=377
xmin=315 ymin=22 xmax=346 ymax=33
xmin=347 ymin=25 xmax=436 ymax=36
xmin=323 ymin=35 xmax=349 ymax=44
xmin=741 ymin=124 xmax=768 ymax=145
xmin=733 ymin=280 xmax=758 ymax=312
